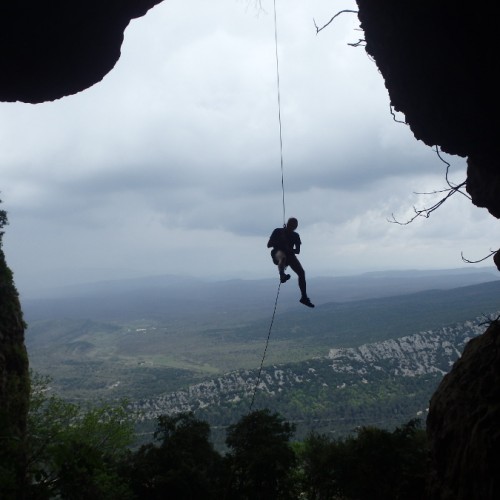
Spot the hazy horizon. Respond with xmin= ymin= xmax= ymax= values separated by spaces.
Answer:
xmin=15 ymin=263 xmax=499 ymax=300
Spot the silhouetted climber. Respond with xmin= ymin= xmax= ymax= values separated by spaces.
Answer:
xmin=267 ymin=217 xmax=314 ymax=308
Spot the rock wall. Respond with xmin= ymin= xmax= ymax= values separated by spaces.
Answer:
xmin=355 ymin=1 xmax=500 ymax=496
xmin=426 ymin=320 xmax=500 ymax=499
xmin=0 ymin=244 xmax=29 ymax=496
xmin=0 ymin=0 xmax=163 ymax=103
xmin=356 ymin=0 xmax=500 ymax=220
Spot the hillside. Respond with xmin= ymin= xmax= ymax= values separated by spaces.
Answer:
xmin=24 ymin=272 xmax=500 ymax=406
xmin=129 ymin=312 xmax=491 ymax=442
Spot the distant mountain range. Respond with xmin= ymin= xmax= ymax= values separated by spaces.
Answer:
xmin=23 ymin=268 xmax=500 ymax=442
xmin=21 ymin=267 xmax=500 ymax=325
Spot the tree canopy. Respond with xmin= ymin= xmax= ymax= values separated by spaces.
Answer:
xmin=0 ymin=197 xmax=7 ymax=245
xmin=12 ymin=373 xmax=429 ymax=499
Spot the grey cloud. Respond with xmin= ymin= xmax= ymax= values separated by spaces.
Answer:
xmin=1 ymin=0 xmax=493 ymax=294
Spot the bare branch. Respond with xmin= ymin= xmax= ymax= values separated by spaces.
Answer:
xmin=348 ymin=39 xmax=366 ymax=47
xmin=461 ymin=249 xmax=498 ymax=264
xmin=385 ymin=119 xmax=493 ymax=267
xmin=247 ymin=0 xmax=266 ymax=15
xmin=314 ymin=10 xmax=358 ymax=34
xmin=388 ymin=185 xmax=461 ymax=225
xmin=388 ymin=144 xmax=472 ymax=225
xmin=478 ymin=313 xmax=500 ymax=327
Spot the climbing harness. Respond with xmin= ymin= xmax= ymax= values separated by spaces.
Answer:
xmin=249 ymin=0 xmax=286 ymax=411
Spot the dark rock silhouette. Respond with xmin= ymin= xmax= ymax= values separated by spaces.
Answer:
xmin=0 ymin=245 xmax=29 ymax=494
xmin=0 ymin=0 xmax=162 ymax=103
xmin=494 ymin=251 xmax=500 ymax=272
xmin=357 ymin=0 xmax=500 ymax=220
xmin=356 ymin=1 xmax=500 ymax=496
xmin=426 ymin=320 xmax=500 ymax=499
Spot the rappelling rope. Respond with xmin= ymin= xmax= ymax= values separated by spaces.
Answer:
xmin=248 ymin=0 xmax=286 ymax=412
xmin=273 ymin=0 xmax=287 ymax=227
xmin=249 ymin=281 xmax=281 ymax=410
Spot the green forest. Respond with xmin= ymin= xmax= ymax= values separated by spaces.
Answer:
xmin=2 ymin=373 xmax=428 ymax=500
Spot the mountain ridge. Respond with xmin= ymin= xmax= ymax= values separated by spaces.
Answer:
xmin=129 ymin=311 xmax=492 ymax=441
xmin=22 ymin=268 xmax=500 ymax=324
xmin=25 ymin=278 xmax=500 ymax=407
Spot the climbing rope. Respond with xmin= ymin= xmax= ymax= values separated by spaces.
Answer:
xmin=248 ymin=0 xmax=286 ymax=411
xmin=273 ymin=0 xmax=287 ymax=227
xmin=249 ymin=281 xmax=281 ymax=410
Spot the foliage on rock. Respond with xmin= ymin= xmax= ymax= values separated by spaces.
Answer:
xmin=0 ymin=199 xmax=30 ymax=500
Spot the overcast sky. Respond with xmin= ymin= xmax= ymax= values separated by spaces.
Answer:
xmin=1 ymin=0 xmax=498 ymax=296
